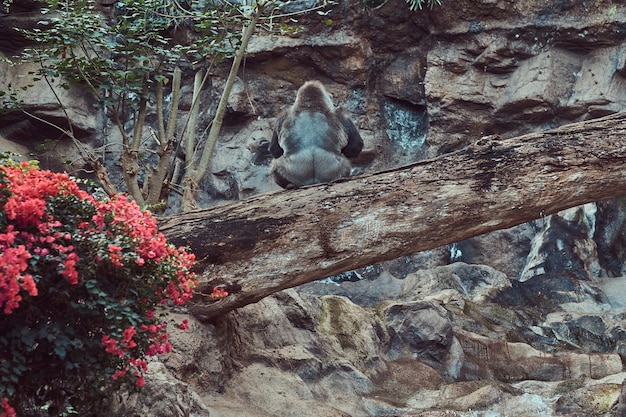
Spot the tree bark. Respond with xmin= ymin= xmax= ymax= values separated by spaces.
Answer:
xmin=159 ymin=111 xmax=626 ymax=321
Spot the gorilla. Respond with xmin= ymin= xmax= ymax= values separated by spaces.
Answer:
xmin=270 ymin=80 xmax=363 ymax=189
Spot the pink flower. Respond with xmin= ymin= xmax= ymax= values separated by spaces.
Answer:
xmin=178 ymin=319 xmax=189 ymax=330
xmin=61 ymin=252 xmax=80 ymax=285
xmin=102 ymin=338 xmax=122 ymax=357
xmin=1 ymin=397 xmax=16 ymax=417
xmin=211 ymin=287 xmax=228 ymax=300
xmin=20 ymin=274 xmax=38 ymax=296
xmin=34 ymin=247 xmax=50 ymax=256
xmin=108 ymin=244 xmax=122 ymax=253
xmin=122 ymin=326 xmax=135 ymax=340
xmin=111 ymin=368 xmax=127 ymax=381
xmin=130 ymin=357 xmax=148 ymax=371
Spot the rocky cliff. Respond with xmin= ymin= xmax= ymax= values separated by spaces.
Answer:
xmin=2 ymin=0 xmax=626 ymax=416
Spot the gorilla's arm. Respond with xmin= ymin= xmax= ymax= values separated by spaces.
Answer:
xmin=337 ymin=110 xmax=363 ymax=158
xmin=269 ymin=115 xmax=286 ymax=158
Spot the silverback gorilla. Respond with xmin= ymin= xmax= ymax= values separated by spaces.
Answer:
xmin=270 ymin=80 xmax=363 ymax=189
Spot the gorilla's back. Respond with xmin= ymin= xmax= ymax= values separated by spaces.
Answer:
xmin=284 ymin=111 xmax=346 ymax=153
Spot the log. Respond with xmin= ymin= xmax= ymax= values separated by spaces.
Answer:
xmin=159 ymin=111 xmax=626 ymax=320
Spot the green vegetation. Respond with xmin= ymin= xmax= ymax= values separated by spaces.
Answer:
xmin=360 ymin=0 xmax=440 ymax=11
xmin=14 ymin=0 xmax=243 ymax=210
xmin=405 ymin=0 xmax=440 ymax=11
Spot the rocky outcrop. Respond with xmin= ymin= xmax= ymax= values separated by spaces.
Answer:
xmin=0 ymin=0 xmax=41 ymax=54
xmin=0 ymin=59 xmax=98 ymax=172
xmin=114 ymin=277 xmax=626 ymax=416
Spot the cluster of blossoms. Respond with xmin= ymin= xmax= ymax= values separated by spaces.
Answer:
xmin=0 ymin=158 xmax=198 ymax=415
xmin=0 ymin=166 xmax=88 ymax=314
xmin=1 ymin=398 xmax=15 ymax=417
xmin=211 ymin=286 xmax=229 ymax=300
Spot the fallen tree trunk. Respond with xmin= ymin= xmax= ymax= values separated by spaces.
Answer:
xmin=159 ymin=111 xmax=626 ymax=320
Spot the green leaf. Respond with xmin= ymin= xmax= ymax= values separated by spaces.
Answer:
xmin=20 ymin=331 xmax=36 ymax=347
xmin=54 ymin=345 xmax=67 ymax=359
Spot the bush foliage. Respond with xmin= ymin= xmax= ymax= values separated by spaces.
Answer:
xmin=0 ymin=154 xmax=197 ymax=416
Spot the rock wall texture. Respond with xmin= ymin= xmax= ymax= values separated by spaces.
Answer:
xmin=2 ymin=0 xmax=626 ymax=415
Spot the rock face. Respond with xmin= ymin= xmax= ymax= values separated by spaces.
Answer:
xmin=114 ymin=283 xmax=626 ymax=417
xmin=2 ymin=0 xmax=626 ymax=416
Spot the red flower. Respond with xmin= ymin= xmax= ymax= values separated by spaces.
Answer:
xmin=102 ymin=335 xmax=123 ymax=357
xmin=61 ymin=252 xmax=80 ymax=285
xmin=122 ymin=326 xmax=135 ymax=340
xmin=108 ymin=244 xmax=122 ymax=253
xmin=211 ymin=286 xmax=228 ymax=300
xmin=1 ymin=397 xmax=16 ymax=417
xmin=0 ymin=244 xmax=33 ymax=314
xmin=130 ymin=357 xmax=148 ymax=371
xmin=21 ymin=274 xmax=38 ymax=297
xmin=111 ymin=368 xmax=127 ymax=381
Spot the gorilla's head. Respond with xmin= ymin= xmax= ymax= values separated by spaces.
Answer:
xmin=292 ymin=80 xmax=335 ymax=112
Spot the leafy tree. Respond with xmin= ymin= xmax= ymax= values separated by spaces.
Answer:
xmin=0 ymin=153 xmax=197 ymax=416
xmin=7 ymin=0 xmax=330 ymax=212
xmin=14 ymin=0 xmax=240 ymax=210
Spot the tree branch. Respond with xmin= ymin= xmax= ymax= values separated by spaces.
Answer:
xmin=159 ymin=111 xmax=626 ymax=320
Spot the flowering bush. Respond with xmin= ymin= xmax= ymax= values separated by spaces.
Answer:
xmin=0 ymin=155 xmax=197 ymax=416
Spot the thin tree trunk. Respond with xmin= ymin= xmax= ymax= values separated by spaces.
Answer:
xmin=147 ymin=68 xmax=182 ymax=207
xmin=179 ymin=6 xmax=263 ymax=212
xmin=159 ymin=111 xmax=626 ymax=320
xmin=179 ymin=70 xmax=206 ymax=213
xmin=121 ymin=75 xmax=149 ymax=205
